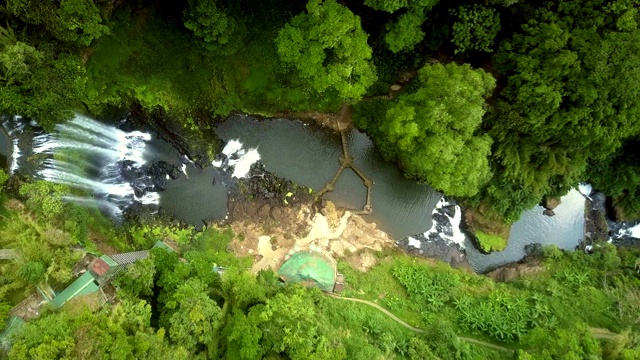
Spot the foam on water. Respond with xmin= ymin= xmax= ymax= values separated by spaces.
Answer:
xmin=10 ymin=138 xmax=20 ymax=174
xmin=616 ymin=223 xmax=640 ymax=239
xmin=407 ymin=236 xmax=421 ymax=248
xmin=416 ymin=197 xmax=467 ymax=249
xmin=443 ymin=204 xmax=466 ymax=248
xmin=578 ymin=182 xmax=593 ymax=200
xmin=138 ymin=192 xmax=160 ymax=206
xmin=213 ymin=139 xmax=260 ymax=178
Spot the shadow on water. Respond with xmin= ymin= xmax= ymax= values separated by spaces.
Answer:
xmin=0 ymin=126 xmax=9 ymax=170
xmin=465 ymin=189 xmax=586 ymax=272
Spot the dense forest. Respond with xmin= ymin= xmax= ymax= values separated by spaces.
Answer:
xmin=0 ymin=175 xmax=639 ymax=358
xmin=1 ymin=0 xmax=640 ymax=358
xmin=2 ymin=0 xmax=640 ymax=221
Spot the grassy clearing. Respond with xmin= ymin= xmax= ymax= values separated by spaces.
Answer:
xmin=338 ymin=244 xmax=639 ymax=352
xmin=475 ymin=230 xmax=508 ymax=252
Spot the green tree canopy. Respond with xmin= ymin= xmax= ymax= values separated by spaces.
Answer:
xmin=357 ymin=62 xmax=495 ymax=197
xmin=482 ymin=0 xmax=640 ymax=221
xmin=6 ymin=0 xmax=109 ymax=46
xmin=384 ymin=12 xmax=426 ymax=53
xmin=365 ymin=0 xmax=440 ymax=52
xmin=163 ymin=278 xmax=223 ymax=352
xmin=275 ymin=0 xmax=377 ymax=101
xmin=183 ymin=0 xmax=243 ymax=55
xmin=0 ymin=27 xmax=86 ymax=130
xmin=451 ymin=5 xmax=501 ymax=54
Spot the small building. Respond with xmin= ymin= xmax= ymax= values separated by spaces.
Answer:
xmin=49 ymin=241 xmax=174 ymax=309
xmin=278 ymin=250 xmax=338 ymax=293
xmin=49 ymin=272 xmax=100 ymax=309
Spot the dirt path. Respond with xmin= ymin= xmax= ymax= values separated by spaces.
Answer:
xmin=324 ymin=293 xmax=514 ymax=354
xmin=590 ymin=327 xmax=619 ymax=340
xmin=324 ymin=293 xmax=425 ymax=333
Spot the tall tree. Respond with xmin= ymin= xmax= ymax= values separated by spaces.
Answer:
xmin=162 ymin=278 xmax=222 ymax=353
xmin=365 ymin=0 xmax=440 ymax=52
xmin=357 ymin=62 xmax=495 ymax=197
xmin=0 ymin=27 xmax=86 ymax=130
xmin=6 ymin=0 xmax=109 ymax=46
xmin=275 ymin=0 xmax=377 ymax=101
xmin=483 ymin=0 xmax=640 ymax=221
xmin=183 ymin=0 xmax=243 ymax=55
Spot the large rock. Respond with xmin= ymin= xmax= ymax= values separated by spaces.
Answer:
xmin=487 ymin=261 xmax=545 ymax=282
xmin=542 ymin=196 xmax=561 ymax=210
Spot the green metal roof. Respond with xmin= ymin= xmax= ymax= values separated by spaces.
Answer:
xmin=153 ymin=240 xmax=174 ymax=252
xmin=100 ymin=255 xmax=118 ymax=267
xmin=49 ymin=272 xmax=99 ymax=309
xmin=278 ymin=251 xmax=337 ymax=293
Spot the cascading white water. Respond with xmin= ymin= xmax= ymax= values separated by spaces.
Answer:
xmin=406 ymin=197 xmax=466 ymax=249
xmin=2 ymin=116 xmax=25 ymax=174
xmin=32 ymin=114 xmax=156 ymax=213
xmin=62 ymin=196 xmax=123 ymax=217
xmin=578 ymin=182 xmax=593 ymax=200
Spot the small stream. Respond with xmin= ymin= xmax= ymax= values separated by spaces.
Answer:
xmin=0 ymin=113 xmax=609 ymax=272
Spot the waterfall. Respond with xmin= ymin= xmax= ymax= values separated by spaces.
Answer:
xmin=2 ymin=116 xmax=25 ymax=174
xmin=615 ymin=223 xmax=640 ymax=239
xmin=578 ymin=182 xmax=593 ymax=200
xmin=32 ymin=114 xmax=157 ymax=213
xmin=62 ymin=196 xmax=123 ymax=217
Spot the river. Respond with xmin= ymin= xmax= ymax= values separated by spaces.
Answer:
xmin=0 ymin=114 xmax=588 ymax=272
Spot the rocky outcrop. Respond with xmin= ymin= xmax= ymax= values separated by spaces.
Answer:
xmin=487 ymin=260 xmax=545 ymax=282
xmin=128 ymin=105 xmax=220 ymax=167
xmin=542 ymin=195 xmax=561 ymax=211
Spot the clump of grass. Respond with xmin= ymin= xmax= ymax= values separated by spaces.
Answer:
xmin=475 ymin=230 xmax=508 ymax=252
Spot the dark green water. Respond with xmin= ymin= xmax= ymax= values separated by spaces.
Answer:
xmin=215 ymin=116 xmax=443 ymax=239
xmin=0 ymin=127 xmax=9 ymax=170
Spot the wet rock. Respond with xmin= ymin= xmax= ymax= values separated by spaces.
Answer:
xmin=169 ymin=166 xmax=180 ymax=180
xmin=542 ymin=209 xmax=555 ymax=217
xmin=542 ymin=195 xmax=561 ymax=210
xmin=153 ymin=176 xmax=167 ymax=191
xmin=257 ymin=204 xmax=271 ymax=219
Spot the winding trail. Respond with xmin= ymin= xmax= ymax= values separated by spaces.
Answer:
xmin=324 ymin=293 xmax=514 ymax=353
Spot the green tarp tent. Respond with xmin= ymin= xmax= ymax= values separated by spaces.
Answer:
xmin=278 ymin=251 xmax=336 ymax=293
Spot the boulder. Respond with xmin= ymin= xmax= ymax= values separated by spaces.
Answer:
xmin=542 ymin=195 xmax=561 ymax=210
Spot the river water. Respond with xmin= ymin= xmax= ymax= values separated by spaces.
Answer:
xmin=1 ymin=114 xmax=587 ymax=272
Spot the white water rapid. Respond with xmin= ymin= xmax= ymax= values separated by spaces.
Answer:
xmin=407 ymin=197 xmax=466 ymax=249
xmin=212 ymin=139 xmax=260 ymax=178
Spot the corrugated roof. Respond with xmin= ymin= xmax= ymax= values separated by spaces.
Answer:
xmin=49 ymin=272 xmax=99 ymax=309
xmin=109 ymin=251 xmax=149 ymax=265
xmin=278 ymin=251 xmax=337 ymax=293
xmin=100 ymin=255 xmax=118 ymax=267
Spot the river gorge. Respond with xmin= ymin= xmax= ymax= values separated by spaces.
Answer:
xmin=1 ymin=113 xmax=637 ymax=273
